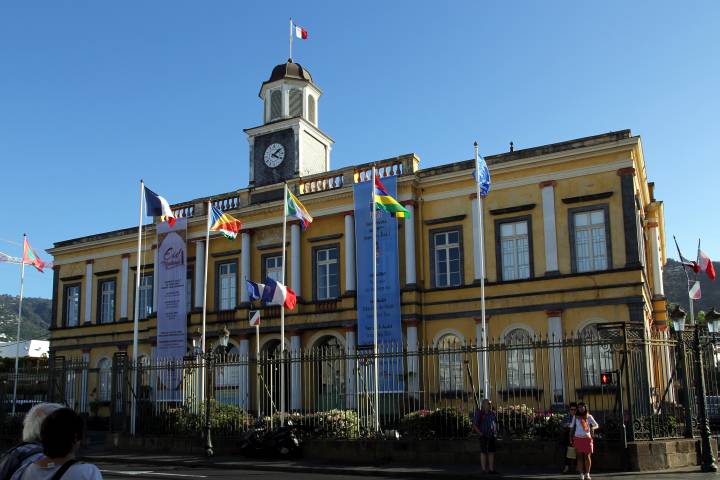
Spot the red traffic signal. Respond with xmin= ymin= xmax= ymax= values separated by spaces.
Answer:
xmin=600 ymin=371 xmax=615 ymax=385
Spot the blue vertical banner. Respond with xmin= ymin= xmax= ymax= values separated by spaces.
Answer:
xmin=354 ymin=175 xmax=404 ymax=391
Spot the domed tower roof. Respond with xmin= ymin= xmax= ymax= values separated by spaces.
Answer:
xmin=261 ymin=59 xmax=314 ymax=89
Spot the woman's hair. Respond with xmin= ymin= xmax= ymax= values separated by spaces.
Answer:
xmin=569 ymin=402 xmax=578 ymax=409
xmin=22 ymin=403 xmax=64 ymax=443
xmin=576 ymin=402 xmax=589 ymax=431
xmin=481 ymin=398 xmax=493 ymax=411
xmin=40 ymin=408 xmax=84 ymax=458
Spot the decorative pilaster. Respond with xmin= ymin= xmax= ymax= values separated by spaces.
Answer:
xmin=240 ymin=232 xmax=251 ymax=303
xmin=540 ymin=181 xmax=559 ymax=275
xmin=344 ymin=213 xmax=356 ymax=293
xmin=345 ymin=327 xmax=356 ymax=409
xmin=291 ymin=224 xmax=301 ymax=297
xmin=546 ymin=310 xmax=565 ymax=405
xmin=290 ymin=334 xmax=302 ymax=411
xmin=403 ymin=203 xmax=417 ymax=286
xmin=406 ymin=320 xmax=419 ymax=397
xmin=120 ymin=255 xmax=129 ymax=320
xmin=238 ymin=336 xmax=250 ymax=410
xmin=195 ymin=240 xmax=206 ymax=309
xmin=84 ymin=260 xmax=93 ymax=324
xmin=80 ymin=351 xmax=90 ymax=413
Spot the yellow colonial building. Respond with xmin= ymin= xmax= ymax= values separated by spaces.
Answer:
xmin=47 ymin=60 xmax=668 ymax=414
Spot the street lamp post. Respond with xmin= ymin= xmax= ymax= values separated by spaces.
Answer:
xmin=671 ymin=304 xmax=719 ymax=472
xmin=204 ymin=325 xmax=230 ymax=458
xmin=671 ymin=305 xmax=693 ymax=439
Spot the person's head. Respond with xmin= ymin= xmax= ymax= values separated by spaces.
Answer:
xmin=481 ymin=398 xmax=493 ymax=412
xmin=568 ymin=402 xmax=578 ymax=416
xmin=22 ymin=403 xmax=64 ymax=443
xmin=577 ymin=402 xmax=588 ymax=417
xmin=40 ymin=408 xmax=84 ymax=458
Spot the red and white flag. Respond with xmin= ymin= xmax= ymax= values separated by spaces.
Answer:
xmin=295 ymin=25 xmax=308 ymax=40
xmin=698 ymin=249 xmax=717 ymax=281
xmin=690 ymin=281 xmax=702 ymax=300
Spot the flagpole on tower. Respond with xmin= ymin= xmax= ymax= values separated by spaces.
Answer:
xmin=371 ymin=166 xmax=380 ymax=433
xmin=289 ymin=18 xmax=293 ymax=62
xmin=131 ymin=180 xmax=145 ymax=436
xmin=280 ymin=183 xmax=289 ymax=426
xmin=475 ymin=142 xmax=490 ymax=398
xmin=11 ymin=234 xmax=27 ymax=415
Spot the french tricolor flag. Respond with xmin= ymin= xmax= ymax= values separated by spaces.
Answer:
xmin=261 ymin=277 xmax=297 ymax=310
xmin=295 ymin=25 xmax=308 ymax=40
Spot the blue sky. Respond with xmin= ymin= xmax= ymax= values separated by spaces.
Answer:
xmin=1 ymin=1 xmax=719 ymax=298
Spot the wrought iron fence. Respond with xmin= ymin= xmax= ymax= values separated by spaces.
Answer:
xmin=2 ymin=323 xmax=720 ymax=444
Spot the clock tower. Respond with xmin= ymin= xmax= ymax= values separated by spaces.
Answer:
xmin=245 ymin=60 xmax=334 ymax=189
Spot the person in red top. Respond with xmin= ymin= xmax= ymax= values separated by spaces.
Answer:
xmin=570 ymin=402 xmax=599 ymax=480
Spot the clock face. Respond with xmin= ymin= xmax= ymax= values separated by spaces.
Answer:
xmin=264 ymin=143 xmax=285 ymax=168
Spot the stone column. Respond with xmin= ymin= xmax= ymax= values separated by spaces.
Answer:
xmin=291 ymin=224 xmax=301 ymax=297
xmin=290 ymin=334 xmax=302 ymax=411
xmin=404 ymin=203 xmax=417 ymax=286
xmin=84 ymin=260 xmax=93 ymax=324
xmin=540 ymin=181 xmax=559 ymax=275
xmin=240 ymin=232 xmax=251 ymax=303
xmin=194 ymin=240 xmax=206 ymax=309
xmin=546 ymin=310 xmax=565 ymax=406
xmin=345 ymin=328 xmax=356 ymax=409
xmin=153 ymin=248 xmax=159 ymax=312
xmin=471 ymin=196 xmax=483 ymax=282
xmin=647 ymin=221 xmax=664 ymax=297
xmin=120 ymin=255 xmax=129 ymax=320
xmin=344 ymin=213 xmax=356 ymax=293
xmin=238 ymin=336 xmax=250 ymax=410
xmin=406 ymin=320 xmax=419 ymax=397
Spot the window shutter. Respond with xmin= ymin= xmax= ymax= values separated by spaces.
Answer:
xmin=308 ymin=95 xmax=316 ymax=124
xmin=270 ymin=90 xmax=282 ymax=120
xmin=289 ymin=89 xmax=302 ymax=117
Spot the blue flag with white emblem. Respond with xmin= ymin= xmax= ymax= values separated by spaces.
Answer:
xmin=473 ymin=155 xmax=491 ymax=197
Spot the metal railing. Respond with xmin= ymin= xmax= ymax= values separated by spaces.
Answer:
xmin=3 ymin=324 xmax=720 ymax=443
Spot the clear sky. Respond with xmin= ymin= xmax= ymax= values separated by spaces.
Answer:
xmin=1 ymin=1 xmax=719 ymax=298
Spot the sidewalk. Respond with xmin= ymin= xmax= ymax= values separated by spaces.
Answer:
xmin=82 ymin=452 xmax=709 ymax=479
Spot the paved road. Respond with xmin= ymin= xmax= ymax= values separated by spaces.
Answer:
xmin=94 ymin=461 xmax=720 ymax=480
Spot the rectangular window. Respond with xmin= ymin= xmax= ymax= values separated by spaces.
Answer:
xmin=573 ymin=209 xmax=608 ymax=273
xmin=499 ymin=220 xmax=530 ymax=281
xmin=218 ymin=262 xmax=237 ymax=311
xmin=434 ymin=230 xmax=461 ymax=287
xmin=138 ymin=273 xmax=153 ymax=320
xmin=265 ymin=255 xmax=283 ymax=282
xmin=98 ymin=279 xmax=116 ymax=324
xmin=316 ymin=247 xmax=339 ymax=300
xmin=64 ymin=284 xmax=81 ymax=327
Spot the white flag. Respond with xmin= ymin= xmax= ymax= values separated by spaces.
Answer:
xmin=249 ymin=310 xmax=261 ymax=327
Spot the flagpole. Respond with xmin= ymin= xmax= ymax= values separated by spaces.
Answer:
xmin=280 ymin=183 xmax=288 ymax=426
xmin=289 ymin=18 xmax=293 ymax=62
xmin=201 ymin=200 xmax=212 ymax=403
xmin=11 ymin=234 xmax=27 ymax=415
xmin=131 ymin=180 xmax=144 ymax=436
xmin=674 ymin=235 xmax=695 ymax=326
xmin=371 ymin=166 xmax=380 ymax=433
xmin=256 ymin=321 xmax=261 ymax=420
xmin=474 ymin=142 xmax=489 ymax=398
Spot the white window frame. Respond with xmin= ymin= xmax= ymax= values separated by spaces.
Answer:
xmin=218 ymin=262 xmax=237 ymax=311
xmin=316 ymin=247 xmax=338 ymax=300
xmin=500 ymin=220 xmax=530 ymax=281
xmin=99 ymin=279 xmax=115 ymax=324
xmin=434 ymin=230 xmax=461 ymax=287
xmin=265 ymin=255 xmax=283 ymax=282
xmin=505 ymin=328 xmax=536 ymax=388
xmin=65 ymin=285 xmax=80 ymax=327
xmin=573 ymin=209 xmax=608 ymax=273
xmin=138 ymin=273 xmax=153 ymax=320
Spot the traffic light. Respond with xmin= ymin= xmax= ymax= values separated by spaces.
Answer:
xmin=600 ymin=371 xmax=615 ymax=386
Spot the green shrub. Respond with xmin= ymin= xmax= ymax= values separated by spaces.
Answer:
xmin=496 ymin=404 xmax=535 ymax=438
xmin=301 ymin=409 xmax=360 ymax=439
xmin=399 ymin=407 xmax=472 ymax=439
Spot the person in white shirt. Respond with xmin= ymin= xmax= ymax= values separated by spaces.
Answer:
xmin=570 ymin=402 xmax=599 ymax=480
xmin=11 ymin=408 xmax=102 ymax=480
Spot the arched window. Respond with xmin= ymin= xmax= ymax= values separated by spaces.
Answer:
xmin=289 ymin=89 xmax=303 ymax=117
xmin=270 ymin=90 xmax=282 ymax=120
xmin=505 ymin=328 xmax=535 ymax=388
xmin=437 ymin=333 xmax=464 ymax=392
xmin=97 ymin=358 xmax=112 ymax=402
xmin=308 ymin=95 xmax=316 ymax=124
xmin=580 ymin=324 xmax=613 ymax=386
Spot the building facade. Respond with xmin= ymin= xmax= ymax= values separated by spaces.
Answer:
xmin=47 ymin=60 xmax=668 ymax=413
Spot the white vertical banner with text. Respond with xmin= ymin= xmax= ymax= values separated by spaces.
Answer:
xmin=157 ymin=218 xmax=188 ymax=360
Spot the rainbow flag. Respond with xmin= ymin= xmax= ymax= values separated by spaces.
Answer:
xmin=287 ymin=189 xmax=313 ymax=230
xmin=210 ymin=206 xmax=243 ymax=239
xmin=374 ymin=176 xmax=409 ymax=218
